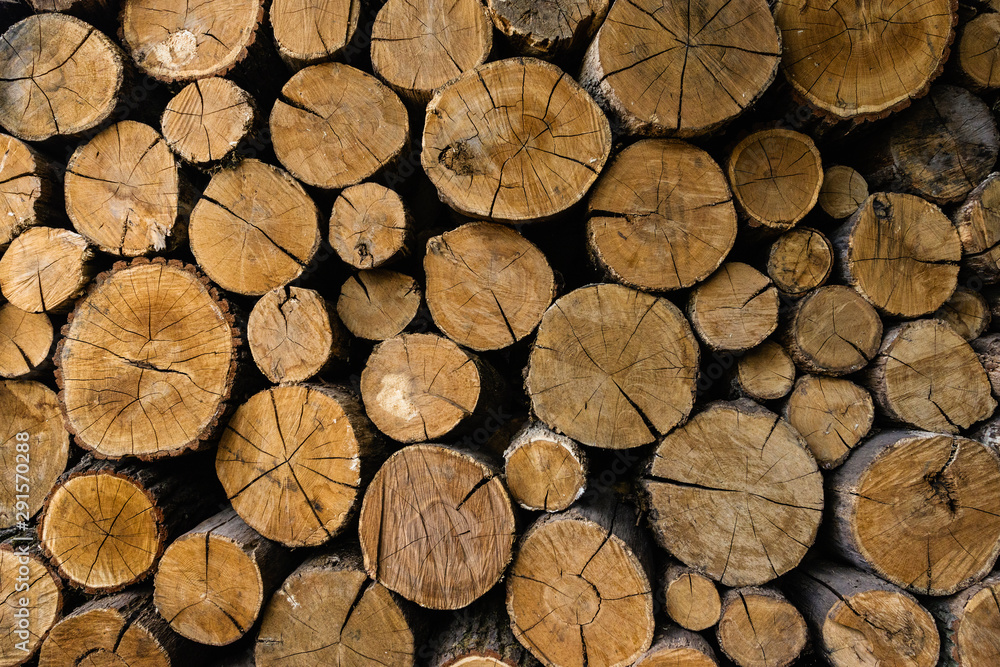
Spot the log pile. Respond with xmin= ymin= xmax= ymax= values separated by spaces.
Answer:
xmin=8 ymin=1 xmax=1000 ymax=666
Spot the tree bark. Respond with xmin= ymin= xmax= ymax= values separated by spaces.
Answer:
xmin=716 ymin=587 xmax=808 ymax=667
xmin=634 ymin=626 xmax=718 ymax=667
xmin=0 ymin=542 xmax=63 ymax=666
xmin=817 ymin=165 xmax=868 ymax=219
xmin=0 ymin=227 xmax=94 ymax=314
xmin=337 ymin=270 xmax=422 ymax=341
xmin=486 ymin=0 xmax=607 ymax=58
xmin=161 ymin=78 xmax=255 ymax=166
xmin=782 ymin=375 xmax=874 ymax=469
xmin=688 ymin=263 xmax=779 ymax=352
xmin=766 ymin=227 xmax=833 ymax=295
xmin=0 ymin=305 xmax=53 ymax=379
xmin=503 ymin=422 xmax=587 ymax=512
xmin=330 ymin=183 xmax=412 ymax=270
xmin=425 ymin=592 xmax=540 ymax=667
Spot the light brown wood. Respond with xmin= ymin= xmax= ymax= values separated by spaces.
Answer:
xmin=56 ymin=259 xmax=238 ymax=459
xmin=270 ymin=0 xmax=361 ymax=69
xmin=154 ymin=508 xmax=293 ymax=646
xmin=0 ymin=14 xmax=124 ymax=141
xmin=828 ymin=430 xmax=1000 ymax=596
xmin=783 ymin=375 xmax=874 ymax=470
xmin=0 ymin=381 xmax=69 ymax=530
xmin=586 ymin=139 xmax=737 ymax=292
xmin=734 ymin=341 xmax=796 ymax=401
xmin=935 ymin=286 xmax=991 ymax=340
xmin=65 ymin=121 xmax=190 ymax=256
xmin=929 ymin=572 xmax=1000 ymax=666
xmin=716 ymin=587 xmax=807 ymax=667
xmin=781 ymin=285 xmax=883 ymax=376
xmin=120 ymin=0 xmax=265 ymax=81
xmin=0 ymin=305 xmax=53 ymax=379
xmin=766 ymin=227 xmax=833 ymax=295
xmin=727 ymin=129 xmax=823 ymax=229
xmin=579 ymin=0 xmax=780 ymax=136
xmin=640 ymin=400 xmax=823 ymax=587
xmin=247 ymin=286 xmax=348 ymax=384
xmin=818 ymin=166 xmax=868 ymax=219
xmin=337 ymin=270 xmax=421 ymax=341
xmin=0 ymin=544 xmax=62 ymax=666
xmin=972 ymin=333 xmax=1000 ymax=399
xmin=359 ymin=444 xmax=517 ymax=610
xmin=773 ymin=0 xmax=954 ymax=120
xmin=786 ymin=562 xmax=940 ymax=667
xmin=634 ymin=627 xmax=718 ymax=667
xmin=836 ymin=192 xmax=961 ymax=317
xmin=953 ymin=172 xmax=1000 ymax=283
xmin=0 ymin=134 xmax=56 ymax=249
xmin=506 ymin=498 xmax=654 ymax=667
xmin=256 ymin=547 xmax=420 ymax=667
xmin=371 ymin=0 xmax=492 ymax=103
xmin=271 ymin=63 xmax=409 ymax=190
xmin=188 ymin=158 xmax=320 ymax=295
xmin=161 ymin=78 xmax=255 ymax=165
xmin=422 ymin=57 xmax=611 ymax=222
xmin=361 ymin=333 xmax=502 ymax=443
xmin=329 ymin=183 xmax=412 ymax=270
xmin=215 ymin=383 xmax=378 ymax=547
xmin=0 ymin=227 xmax=93 ymax=314
xmin=688 ymin=263 xmax=779 ymax=352
xmin=503 ymin=422 xmax=587 ymax=512
xmin=486 ymin=0 xmax=607 ymax=58
xmin=864 ymin=319 xmax=995 ymax=433
xmin=425 ymin=222 xmax=555 ymax=351
xmin=662 ymin=562 xmax=722 ymax=632
xmin=956 ymin=13 xmax=1000 ymax=89
xmin=526 ymin=283 xmax=700 ymax=448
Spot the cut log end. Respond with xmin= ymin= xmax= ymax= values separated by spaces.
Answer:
xmin=0 ymin=134 xmax=56 ymax=247
xmin=783 ymin=375 xmax=874 ymax=469
xmin=818 ymin=166 xmax=869 ymax=219
xmin=0 ymin=545 xmax=63 ymax=666
xmin=663 ymin=564 xmax=722 ymax=632
xmin=336 ymin=270 xmax=421 ymax=341
xmin=504 ymin=423 xmax=587 ymax=512
xmin=782 ymin=285 xmax=882 ymax=376
xmin=330 ymin=183 xmax=411 ymax=270
xmin=953 ymin=171 xmax=1000 ymax=283
xmin=0 ymin=304 xmax=53 ymax=379
xmin=935 ymin=286 xmax=991 ymax=340
xmin=688 ymin=263 xmax=779 ymax=352
xmin=487 ymin=0 xmax=606 ymax=57
xmin=735 ymin=341 xmax=796 ymax=401
xmin=932 ymin=573 xmax=1000 ymax=666
xmin=161 ymin=78 xmax=255 ymax=165
xmin=766 ymin=227 xmax=833 ymax=295
xmin=270 ymin=0 xmax=361 ymax=69
xmin=717 ymin=587 xmax=807 ymax=667
xmin=0 ymin=227 xmax=93 ymax=314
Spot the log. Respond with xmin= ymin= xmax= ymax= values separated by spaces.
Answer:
xmin=972 ymin=333 xmax=1000 ymax=398
xmin=503 ymin=422 xmax=587 ymax=512
xmin=766 ymin=227 xmax=833 ymax=296
xmin=337 ymin=270 xmax=422 ymax=341
xmin=153 ymin=508 xmax=294 ymax=646
xmin=371 ymin=0 xmax=492 ymax=103
xmin=0 ymin=14 xmax=124 ymax=141
xmin=0 ymin=227 xmax=93 ymax=313
xmin=28 ymin=0 xmax=112 ymax=13
xmin=929 ymin=571 xmax=1000 ymax=666
xmin=687 ymin=263 xmax=779 ymax=352
xmin=422 ymin=57 xmax=611 ymax=222
xmin=161 ymin=78 xmax=255 ymax=166
xmin=425 ymin=222 xmax=555 ymax=351
xmin=727 ymin=129 xmax=823 ymax=229
xmin=0 ymin=134 xmax=57 ymax=249
xmin=188 ymin=158 xmax=320 ymax=295
xmin=360 ymin=333 xmax=503 ymax=443
xmin=215 ymin=383 xmax=379 ymax=547
xmin=359 ymin=443 xmax=516 ymax=610
xmin=780 ymin=285 xmax=883 ymax=376
xmin=120 ymin=0 xmax=264 ymax=81
xmin=256 ymin=546 xmax=421 ymax=667
xmin=39 ymin=456 xmax=214 ymax=593
xmin=640 ymin=400 xmax=823 ymax=587
xmin=936 ymin=286 xmax=991 ymax=340
xmin=579 ymin=0 xmax=780 ymax=136
xmin=817 ymin=166 xmax=868 ymax=219
xmin=857 ymin=85 xmax=999 ymax=205
xmin=270 ymin=63 xmax=409 ymax=190
xmin=526 ymin=283 xmax=700 ymax=448
xmin=506 ymin=496 xmax=655 ymax=667
xmin=37 ymin=588 xmax=203 ymax=667
xmin=65 ymin=120 xmax=191 ymax=256
xmin=828 ymin=430 xmax=1000 ymax=596
xmin=661 ymin=561 xmax=722 ymax=632
xmin=0 ymin=305 xmax=53 ymax=379
xmin=864 ymin=319 xmax=995 ymax=433
xmin=424 ymin=592 xmax=539 ymax=667
xmin=952 ymin=171 xmax=1000 ymax=283
xmin=269 ymin=0 xmax=361 ymax=69
xmin=783 ymin=375 xmax=874 ymax=470
xmin=786 ymin=562 xmax=940 ymax=667
xmin=0 ymin=543 xmax=63 ymax=666
xmin=773 ymin=0 xmax=954 ymax=120
xmin=486 ymin=0 xmax=606 ymax=58
xmin=586 ymin=139 xmax=737 ymax=292
xmin=0 ymin=381 xmax=69 ymax=529
xmin=955 ymin=12 xmax=1000 ymax=90
xmin=329 ymin=183 xmax=412 ymax=270
xmin=835 ymin=192 xmax=961 ymax=317
xmin=733 ymin=340 xmax=796 ymax=401
xmin=634 ymin=627 xmax=718 ymax=667
xmin=55 ymin=258 xmax=239 ymax=459
xmin=716 ymin=587 xmax=807 ymax=667
xmin=247 ymin=286 xmax=348 ymax=384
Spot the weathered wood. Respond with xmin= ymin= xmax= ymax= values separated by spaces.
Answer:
xmin=928 ymin=571 xmax=1000 ymax=666
xmin=270 ymin=0 xmax=361 ymax=69
xmin=329 ymin=183 xmax=412 ymax=270
xmin=936 ymin=286 xmax=991 ymax=340
xmin=688 ymin=263 xmax=779 ymax=352
xmin=634 ymin=626 xmax=718 ymax=667
xmin=662 ymin=561 xmax=722 ymax=632
xmin=766 ymin=227 xmax=833 ymax=295
xmin=734 ymin=341 xmax=796 ymax=402
xmin=0 ymin=543 xmax=62 ymax=666
xmin=336 ymin=270 xmax=422 ymax=341
xmin=486 ymin=0 xmax=607 ymax=58
xmin=527 ymin=284 xmax=700 ymax=448
xmin=359 ymin=444 xmax=517 ymax=610
xmin=425 ymin=592 xmax=539 ymax=667
xmin=817 ymin=166 xmax=868 ymax=219
xmin=783 ymin=375 xmax=874 ymax=469
xmin=953 ymin=171 xmax=1000 ymax=283
xmin=503 ymin=422 xmax=587 ymax=512
xmin=781 ymin=285 xmax=882 ymax=376
xmin=423 ymin=57 xmax=611 ymax=222
xmin=716 ymin=587 xmax=807 ymax=667
xmin=586 ymin=139 xmax=737 ymax=292
xmin=0 ymin=305 xmax=53 ymax=379
xmin=0 ymin=227 xmax=94 ymax=314
xmin=955 ymin=12 xmax=1000 ymax=89
xmin=161 ymin=78 xmax=255 ymax=165
xmin=0 ymin=134 xmax=57 ymax=249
